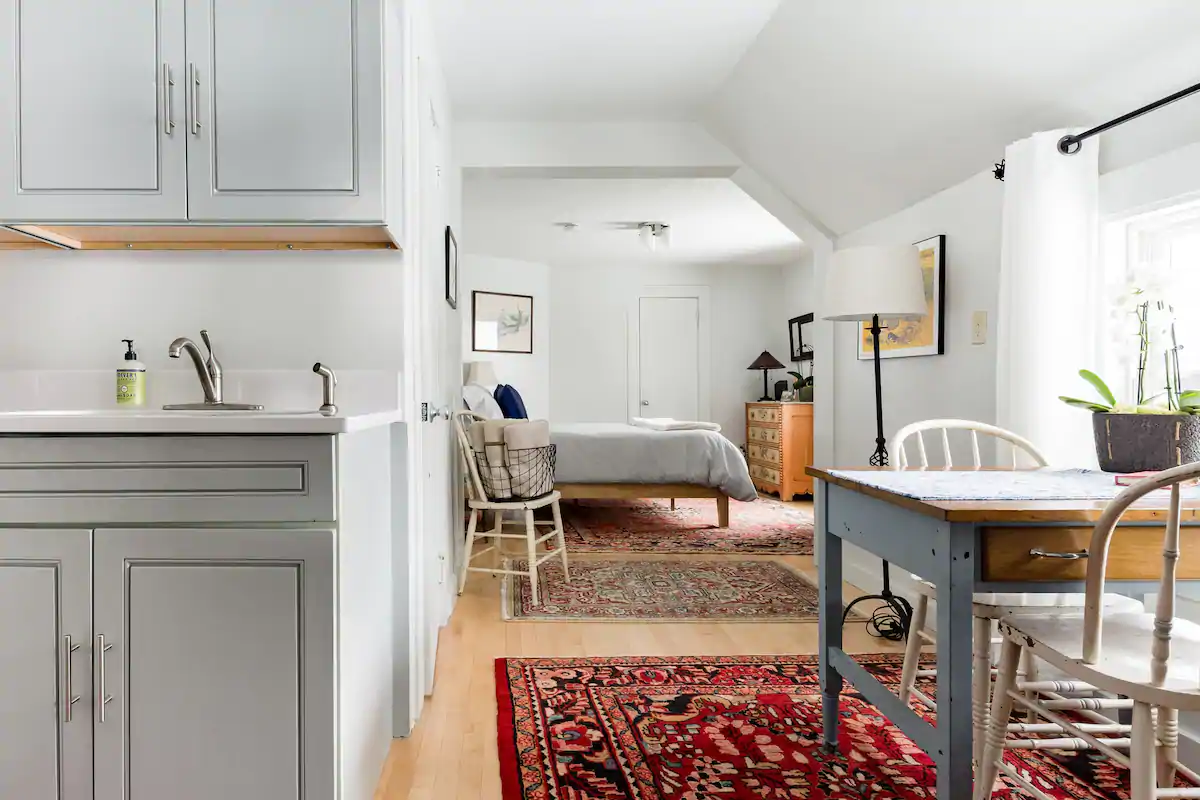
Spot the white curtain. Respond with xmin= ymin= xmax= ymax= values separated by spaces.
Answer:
xmin=996 ymin=130 xmax=1100 ymax=467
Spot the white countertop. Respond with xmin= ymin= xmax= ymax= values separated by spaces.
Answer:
xmin=0 ymin=408 xmax=406 ymax=434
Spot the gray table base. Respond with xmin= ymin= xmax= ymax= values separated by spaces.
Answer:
xmin=817 ymin=480 xmax=976 ymax=797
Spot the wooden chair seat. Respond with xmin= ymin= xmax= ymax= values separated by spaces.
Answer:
xmin=1000 ymin=613 xmax=1200 ymax=707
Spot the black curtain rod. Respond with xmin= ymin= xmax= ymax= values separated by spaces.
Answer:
xmin=995 ymin=78 xmax=1200 ymax=180
xmin=1058 ymin=78 xmax=1200 ymax=156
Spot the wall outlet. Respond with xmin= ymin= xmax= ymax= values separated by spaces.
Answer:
xmin=971 ymin=311 xmax=987 ymax=345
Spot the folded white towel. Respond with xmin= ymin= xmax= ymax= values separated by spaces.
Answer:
xmin=631 ymin=417 xmax=722 ymax=432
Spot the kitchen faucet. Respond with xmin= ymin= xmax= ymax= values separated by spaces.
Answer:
xmin=163 ymin=330 xmax=263 ymax=411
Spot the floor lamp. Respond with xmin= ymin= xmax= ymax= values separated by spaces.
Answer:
xmin=821 ymin=244 xmax=926 ymax=639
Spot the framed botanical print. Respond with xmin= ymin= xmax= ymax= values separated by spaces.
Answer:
xmin=858 ymin=234 xmax=946 ymax=360
xmin=445 ymin=226 xmax=458 ymax=310
xmin=472 ymin=291 xmax=534 ymax=354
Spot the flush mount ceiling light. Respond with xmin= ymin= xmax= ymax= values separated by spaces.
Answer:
xmin=638 ymin=222 xmax=670 ymax=252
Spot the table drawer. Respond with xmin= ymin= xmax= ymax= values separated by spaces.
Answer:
xmin=747 ymin=406 xmax=781 ymax=425
xmin=981 ymin=525 xmax=1200 ymax=582
xmin=749 ymin=463 xmax=781 ymax=486
xmin=748 ymin=443 xmax=781 ymax=466
xmin=748 ymin=426 xmax=780 ymax=445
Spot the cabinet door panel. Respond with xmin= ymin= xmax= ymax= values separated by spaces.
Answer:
xmin=185 ymin=0 xmax=383 ymax=221
xmin=0 ymin=529 xmax=92 ymax=800
xmin=93 ymin=528 xmax=334 ymax=800
xmin=0 ymin=0 xmax=187 ymax=221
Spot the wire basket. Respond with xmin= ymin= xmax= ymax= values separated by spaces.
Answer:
xmin=474 ymin=444 xmax=557 ymax=502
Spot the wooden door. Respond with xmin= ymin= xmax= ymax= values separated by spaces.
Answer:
xmin=184 ymin=0 xmax=383 ymax=221
xmin=92 ymin=527 xmax=335 ymax=800
xmin=0 ymin=0 xmax=187 ymax=221
xmin=0 ymin=529 xmax=92 ymax=800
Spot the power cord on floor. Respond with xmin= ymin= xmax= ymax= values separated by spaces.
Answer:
xmin=866 ymin=604 xmax=908 ymax=641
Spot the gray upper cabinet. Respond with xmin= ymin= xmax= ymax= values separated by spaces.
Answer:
xmin=0 ymin=529 xmax=93 ymax=800
xmin=0 ymin=0 xmax=188 ymax=221
xmin=184 ymin=0 xmax=383 ymax=222
xmin=92 ymin=527 xmax=335 ymax=800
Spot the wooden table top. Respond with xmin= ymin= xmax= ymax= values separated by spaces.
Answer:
xmin=806 ymin=466 xmax=1200 ymax=524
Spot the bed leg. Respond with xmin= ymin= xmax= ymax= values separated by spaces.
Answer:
xmin=716 ymin=495 xmax=730 ymax=528
xmin=670 ymin=498 xmax=676 ymax=511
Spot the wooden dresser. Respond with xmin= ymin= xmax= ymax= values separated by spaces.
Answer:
xmin=745 ymin=402 xmax=815 ymax=500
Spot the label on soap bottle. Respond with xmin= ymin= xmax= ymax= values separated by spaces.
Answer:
xmin=117 ymin=369 xmax=146 ymax=406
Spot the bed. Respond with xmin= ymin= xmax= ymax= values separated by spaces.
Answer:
xmin=549 ymin=422 xmax=758 ymax=527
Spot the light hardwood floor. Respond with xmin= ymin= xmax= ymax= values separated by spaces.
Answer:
xmin=374 ymin=500 xmax=900 ymax=799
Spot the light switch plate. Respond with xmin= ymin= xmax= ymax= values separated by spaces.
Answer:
xmin=971 ymin=311 xmax=987 ymax=345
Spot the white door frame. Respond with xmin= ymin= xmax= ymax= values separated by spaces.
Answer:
xmin=626 ymin=286 xmax=711 ymax=423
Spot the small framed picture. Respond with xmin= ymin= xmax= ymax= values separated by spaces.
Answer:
xmin=788 ymin=313 xmax=814 ymax=362
xmin=445 ymin=226 xmax=458 ymax=310
xmin=472 ymin=291 xmax=534 ymax=354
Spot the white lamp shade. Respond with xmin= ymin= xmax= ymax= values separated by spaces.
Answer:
xmin=821 ymin=245 xmax=927 ymax=321
xmin=465 ymin=360 xmax=498 ymax=387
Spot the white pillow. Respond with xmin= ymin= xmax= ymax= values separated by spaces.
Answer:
xmin=462 ymin=383 xmax=504 ymax=420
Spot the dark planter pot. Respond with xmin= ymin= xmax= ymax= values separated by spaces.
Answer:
xmin=1092 ymin=412 xmax=1200 ymax=473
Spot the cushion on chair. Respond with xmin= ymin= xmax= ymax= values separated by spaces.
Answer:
xmin=494 ymin=384 xmax=529 ymax=419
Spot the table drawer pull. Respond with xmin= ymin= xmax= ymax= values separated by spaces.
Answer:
xmin=1029 ymin=548 xmax=1089 ymax=560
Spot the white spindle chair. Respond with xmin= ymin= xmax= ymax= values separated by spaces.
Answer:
xmin=453 ymin=411 xmax=569 ymax=605
xmin=977 ymin=462 xmax=1200 ymax=800
xmin=893 ymin=419 xmax=1141 ymax=770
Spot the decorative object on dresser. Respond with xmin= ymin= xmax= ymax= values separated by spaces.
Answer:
xmin=444 ymin=226 xmax=458 ymax=309
xmin=856 ymin=235 xmax=946 ymax=360
xmin=745 ymin=401 xmax=814 ymax=500
xmin=746 ymin=351 xmax=787 ymax=402
xmin=472 ymin=291 xmax=534 ymax=354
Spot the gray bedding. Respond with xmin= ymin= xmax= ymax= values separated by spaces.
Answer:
xmin=550 ymin=422 xmax=757 ymax=502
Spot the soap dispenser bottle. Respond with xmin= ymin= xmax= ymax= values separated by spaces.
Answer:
xmin=117 ymin=339 xmax=147 ymax=407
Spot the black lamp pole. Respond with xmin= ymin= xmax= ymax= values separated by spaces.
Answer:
xmin=842 ymin=314 xmax=913 ymax=637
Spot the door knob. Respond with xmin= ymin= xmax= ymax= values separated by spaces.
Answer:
xmin=641 ymin=400 xmax=650 ymax=406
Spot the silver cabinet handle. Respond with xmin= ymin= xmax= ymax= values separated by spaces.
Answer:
xmin=161 ymin=63 xmax=175 ymax=135
xmin=188 ymin=63 xmax=201 ymax=136
xmin=63 ymin=635 xmax=81 ymax=723
xmin=96 ymin=634 xmax=114 ymax=723
xmin=1029 ymin=548 xmax=1089 ymax=560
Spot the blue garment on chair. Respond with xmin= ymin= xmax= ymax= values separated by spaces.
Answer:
xmin=493 ymin=384 xmax=529 ymax=419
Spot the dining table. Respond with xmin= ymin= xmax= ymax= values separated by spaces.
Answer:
xmin=807 ymin=465 xmax=1200 ymax=797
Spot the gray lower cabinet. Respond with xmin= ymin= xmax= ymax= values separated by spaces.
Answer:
xmin=0 ymin=526 xmax=335 ymax=800
xmin=92 ymin=527 xmax=336 ymax=800
xmin=0 ymin=529 xmax=93 ymax=800
xmin=0 ymin=0 xmax=188 ymax=221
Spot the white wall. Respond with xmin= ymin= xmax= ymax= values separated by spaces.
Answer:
xmin=459 ymin=254 xmax=551 ymax=419
xmin=550 ymin=260 xmax=788 ymax=443
xmin=0 ymin=249 xmax=403 ymax=411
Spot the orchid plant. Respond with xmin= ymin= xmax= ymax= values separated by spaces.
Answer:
xmin=1060 ymin=268 xmax=1200 ymax=415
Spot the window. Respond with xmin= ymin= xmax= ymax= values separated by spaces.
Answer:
xmin=1102 ymin=198 xmax=1200 ymax=407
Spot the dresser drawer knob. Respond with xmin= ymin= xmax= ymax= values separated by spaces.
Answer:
xmin=1029 ymin=548 xmax=1089 ymax=560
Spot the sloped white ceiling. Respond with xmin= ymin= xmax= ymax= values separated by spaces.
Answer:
xmin=431 ymin=0 xmax=780 ymax=121
xmin=707 ymin=0 xmax=1200 ymax=235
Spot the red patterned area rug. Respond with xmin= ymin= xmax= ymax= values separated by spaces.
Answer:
xmin=496 ymin=653 xmax=1187 ymax=799
xmin=502 ymin=559 xmax=821 ymax=622
xmin=561 ymin=498 xmax=813 ymax=555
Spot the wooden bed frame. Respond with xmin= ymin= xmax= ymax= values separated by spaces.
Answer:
xmin=556 ymin=483 xmax=731 ymax=528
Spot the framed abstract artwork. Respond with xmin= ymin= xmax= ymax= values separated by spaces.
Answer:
xmin=445 ymin=226 xmax=458 ymax=310
xmin=858 ymin=234 xmax=946 ymax=360
xmin=472 ymin=291 xmax=534 ymax=354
